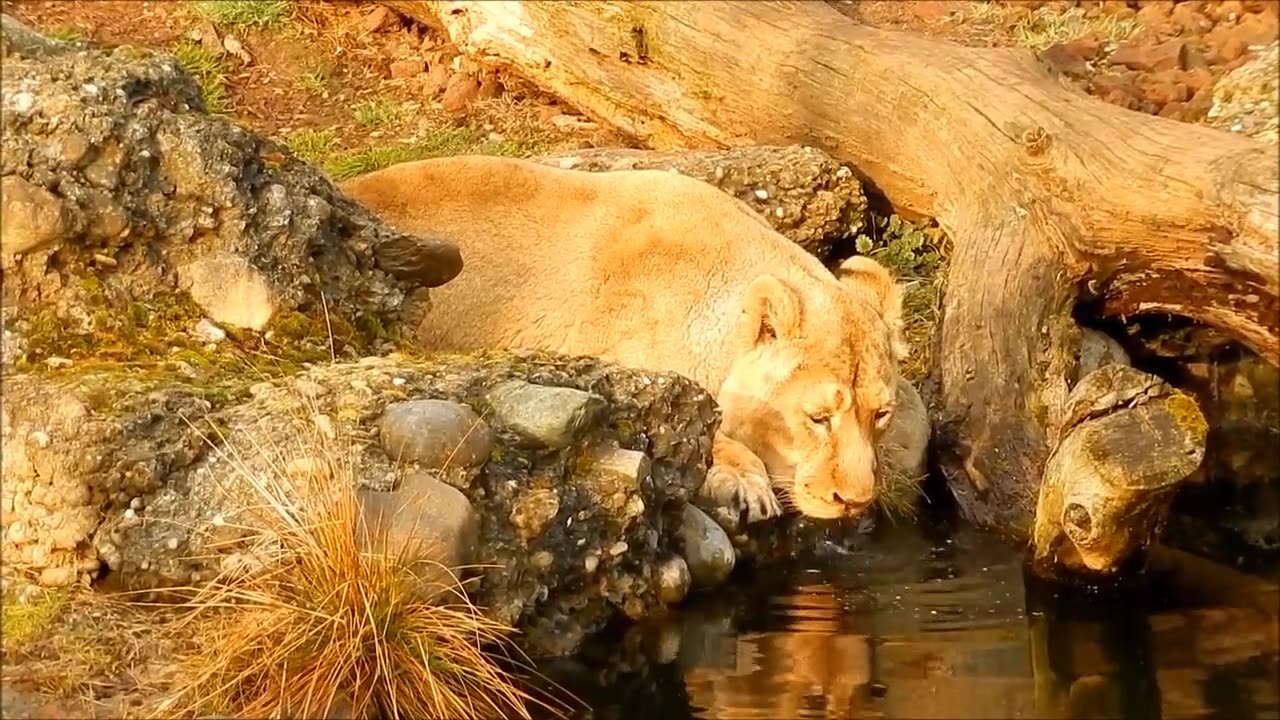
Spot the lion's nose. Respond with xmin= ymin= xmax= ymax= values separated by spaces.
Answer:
xmin=832 ymin=490 xmax=871 ymax=509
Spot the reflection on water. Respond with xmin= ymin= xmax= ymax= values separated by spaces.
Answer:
xmin=536 ymin=519 xmax=1280 ymax=720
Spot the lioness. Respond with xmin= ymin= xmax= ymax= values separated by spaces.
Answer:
xmin=339 ymin=155 xmax=907 ymax=523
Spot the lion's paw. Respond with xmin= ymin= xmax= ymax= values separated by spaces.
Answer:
xmin=702 ymin=459 xmax=783 ymax=525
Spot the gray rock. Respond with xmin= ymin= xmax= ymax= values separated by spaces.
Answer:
xmin=179 ymin=254 xmax=279 ymax=331
xmin=378 ymin=399 xmax=495 ymax=470
xmin=485 ymin=380 xmax=605 ymax=449
xmin=678 ymin=504 xmax=735 ymax=588
xmin=877 ymin=379 xmax=931 ymax=488
xmin=358 ymin=470 xmax=479 ymax=597
xmin=0 ymin=175 xmax=70 ymax=256
xmin=1 ymin=15 xmax=461 ymax=366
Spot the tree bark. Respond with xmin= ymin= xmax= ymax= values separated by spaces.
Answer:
xmin=390 ymin=0 xmax=1279 ymax=539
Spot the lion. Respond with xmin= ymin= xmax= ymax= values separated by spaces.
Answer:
xmin=339 ymin=155 xmax=909 ymax=523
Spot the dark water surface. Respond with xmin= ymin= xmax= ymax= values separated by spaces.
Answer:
xmin=535 ymin=519 xmax=1280 ymax=720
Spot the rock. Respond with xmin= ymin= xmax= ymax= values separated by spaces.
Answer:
xmin=1136 ymin=71 xmax=1190 ymax=106
xmin=1041 ymin=42 xmax=1092 ymax=78
xmin=485 ymin=380 xmax=605 ymax=450
xmin=477 ymin=74 xmax=504 ymax=99
xmin=193 ymin=318 xmax=227 ymax=343
xmin=38 ymin=565 xmax=77 ymax=587
xmin=1206 ymin=41 xmax=1278 ymax=144
xmin=677 ymin=504 xmax=735 ymax=588
xmin=179 ymin=253 xmax=278 ymax=331
xmin=361 ymin=5 xmax=399 ymax=33
xmin=358 ymin=470 xmax=479 ymax=595
xmin=419 ymin=60 xmax=451 ymax=96
xmin=378 ymin=399 xmax=495 ymax=470
xmin=654 ymin=555 xmax=691 ymax=604
xmin=1 ymin=14 xmax=462 ymax=367
xmin=4 ymin=352 xmax=717 ymax=654
xmin=1 ymin=175 xmax=72 ymax=256
xmin=575 ymin=447 xmax=650 ymax=517
xmin=441 ymin=71 xmax=480 ymax=113
xmin=509 ymin=488 xmax=561 ymax=541
xmin=388 ymin=58 xmax=423 ymax=79
xmin=1109 ymin=38 xmax=1188 ymax=72
xmin=877 ymin=379 xmax=931 ymax=491
xmin=534 ymin=145 xmax=868 ymax=261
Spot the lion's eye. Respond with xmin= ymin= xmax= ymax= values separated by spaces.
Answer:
xmin=874 ymin=408 xmax=892 ymax=426
xmin=808 ymin=412 xmax=832 ymax=428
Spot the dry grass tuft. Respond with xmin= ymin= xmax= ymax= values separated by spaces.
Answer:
xmin=140 ymin=413 xmax=557 ymax=720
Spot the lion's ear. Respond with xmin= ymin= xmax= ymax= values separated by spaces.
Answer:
xmin=738 ymin=275 xmax=802 ymax=348
xmin=836 ymin=256 xmax=909 ymax=360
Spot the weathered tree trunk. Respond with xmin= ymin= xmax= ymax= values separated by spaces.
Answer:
xmin=390 ymin=1 xmax=1279 ymax=551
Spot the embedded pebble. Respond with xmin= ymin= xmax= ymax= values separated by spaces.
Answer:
xmin=28 ymin=430 xmax=50 ymax=448
xmin=194 ymin=318 xmax=227 ymax=343
xmin=485 ymin=380 xmax=605 ymax=449
xmin=655 ymin=555 xmax=691 ymax=605
xmin=378 ymin=399 xmax=495 ymax=470
xmin=753 ymin=188 xmax=769 ymax=200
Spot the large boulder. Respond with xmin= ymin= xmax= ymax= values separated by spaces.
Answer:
xmin=0 ymin=13 xmax=460 ymax=372
xmin=1 ymin=351 xmax=719 ymax=656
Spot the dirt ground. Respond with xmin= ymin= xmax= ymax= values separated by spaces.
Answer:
xmin=0 ymin=0 xmax=1277 ymax=717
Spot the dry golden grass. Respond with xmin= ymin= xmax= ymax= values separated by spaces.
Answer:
xmin=132 ymin=405 xmax=564 ymax=720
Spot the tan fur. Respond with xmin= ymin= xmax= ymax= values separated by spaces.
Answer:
xmin=340 ymin=155 xmax=906 ymax=522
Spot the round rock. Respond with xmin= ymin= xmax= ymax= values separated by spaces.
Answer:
xmin=379 ymin=399 xmax=495 ymax=470
xmin=678 ymin=504 xmax=736 ymax=588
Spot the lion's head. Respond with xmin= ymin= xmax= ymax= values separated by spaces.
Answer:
xmin=717 ymin=256 xmax=908 ymax=521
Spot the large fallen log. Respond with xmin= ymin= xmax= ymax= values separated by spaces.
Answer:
xmin=390 ymin=1 xmax=1279 ymax=563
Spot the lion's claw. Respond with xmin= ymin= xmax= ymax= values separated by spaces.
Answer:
xmin=703 ymin=463 xmax=783 ymax=525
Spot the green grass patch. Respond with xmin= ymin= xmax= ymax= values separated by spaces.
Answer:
xmin=352 ymin=98 xmax=401 ymax=129
xmin=289 ymin=126 xmax=556 ymax=181
xmin=44 ymin=25 xmax=83 ymax=42
xmin=171 ymin=39 xmax=230 ymax=114
xmin=297 ymin=69 xmax=329 ymax=96
xmin=2 ymin=587 xmax=68 ymax=649
xmin=187 ymin=0 xmax=290 ymax=28
xmin=286 ymin=128 xmax=340 ymax=167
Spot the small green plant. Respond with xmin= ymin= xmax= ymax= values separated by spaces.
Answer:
xmin=188 ymin=0 xmax=289 ymax=28
xmin=171 ymin=40 xmax=229 ymax=113
xmin=353 ymin=98 xmax=401 ymax=129
xmin=2 ymin=586 xmax=67 ymax=649
xmin=285 ymin=128 xmax=339 ymax=166
xmin=853 ymin=213 xmax=945 ymax=279
xmin=297 ymin=68 xmax=329 ymax=96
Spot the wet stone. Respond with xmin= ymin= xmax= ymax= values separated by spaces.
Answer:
xmin=357 ymin=470 xmax=479 ymax=596
xmin=485 ymin=380 xmax=606 ymax=450
xmin=678 ymin=504 xmax=736 ymax=588
xmin=378 ymin=399 xmax=495 ymax=470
